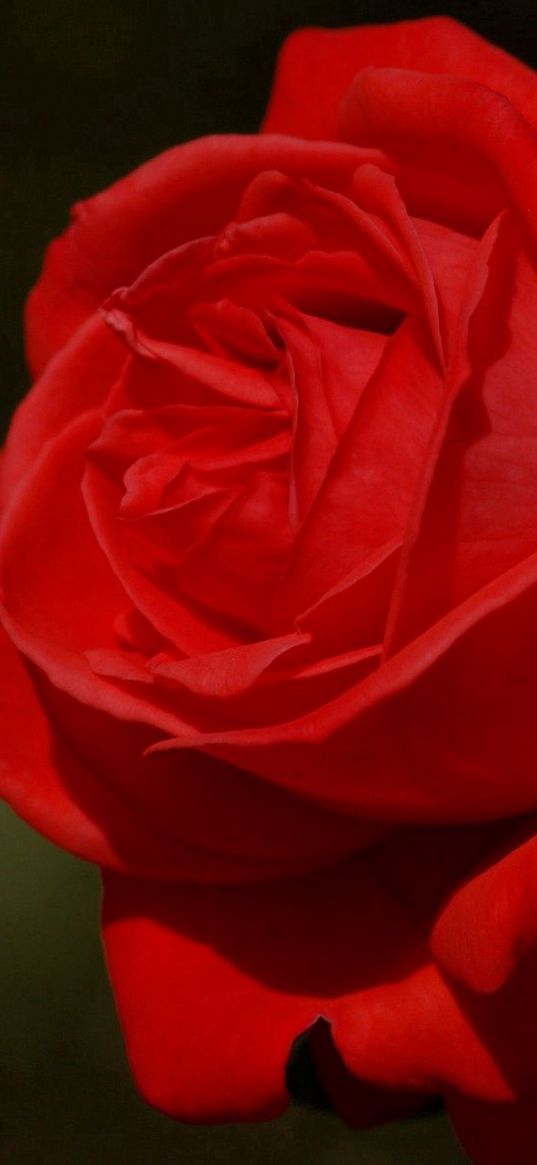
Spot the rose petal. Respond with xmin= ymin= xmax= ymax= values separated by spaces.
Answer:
xmin=432 ymin=824 xmax=537 ymax=993
xmin=413 ymin=217 xmax=478 ymax=344
xmin=448 ymin=1093 xmax=537 ymax=1165
xmin=157 ymin=550 xmax=537 ymax=824
xmin=107 ymin=173 xmax=421 ymax=348
xmin=0 ymin=314 xmax=125 ymax=508
xmin=0 ymin=409 xmax=189 ymax=738
xmin=101 ymin=840 xmax=525 ymax=1122
xmin=148 ymin=633 xmax=309 ymax=698
xmin=263 ymin=17 xmax=537 ymax=139
xmin=100 ymin=856 xmax=420 ymax=1121
xmin=308 ymin=1020 xmax=433 ymax=1129
xmin=0 ymin=411 xmax=126 ymax=654
xmin=275 ymin=315 xmax=442 ymax=623
xmin=296 ymin=540 xmax=400 ymax=654
xmin=191 ymin=299 xmax=281 ymax=367
xmin=387 ymin=211 xmax=537 ymax=653
xmin=0 ymin=623 xmax=274 ymax=882
xmin=350 ymin=163 xmax=444 ymax=364
xmin=26 ymin=136 xmax=382 ymax=374
xmin=83 ymin=415 xmax=245 ymax=653
xmin=340 ymin=67 xmax=537 ymax=237
xmin=295 ymin=312 xmax=387 ymax=439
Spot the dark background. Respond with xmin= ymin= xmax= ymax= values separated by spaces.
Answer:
xmin=1 ymin=0 xmax=535 ymax=1159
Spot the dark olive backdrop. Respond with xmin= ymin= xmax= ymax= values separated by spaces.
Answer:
xmin=2 ymin=0 xmax=535 ymax=1160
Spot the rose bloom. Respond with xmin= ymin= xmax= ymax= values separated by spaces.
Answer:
xmin=5 ymin=14 xmax=537 ymax=1161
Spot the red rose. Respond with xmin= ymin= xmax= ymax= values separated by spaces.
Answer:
xmin=3 ymin=15 xmax=537 ymax=1161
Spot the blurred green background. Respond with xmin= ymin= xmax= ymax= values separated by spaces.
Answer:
xmin=2 ymin=0 xmax=532 ymax=1158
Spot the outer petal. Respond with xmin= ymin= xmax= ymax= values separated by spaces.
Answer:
xmin=448 ymin=1093 xmax=537 ymax=1165
xmin=25 ymin=135 xmax=380 ymax=375
xmin=101 ymin=857 xmax=417 ymax=1122
xmin=0 ymin=314 xmax=125 ymax=508
xmin=101 ymin=847 xmax=512 ymax=1125
xmin=340 ymin=67 xmax=537 ymax=238
xmin=0 ymin=411 xmax=130 ymax=659
xmin=262 ymin=16 xmax=537 ymax=139
xmin=0 ymin=623 xmax=263 ymax=881
xmin=308 ymin=1021 xmax=433 ymax=1130
xmin=432 ymin=824 xmax=537 ymax=993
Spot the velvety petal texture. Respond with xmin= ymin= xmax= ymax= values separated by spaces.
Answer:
xmin=3 ymin=16 xmax=537 ymax=1162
